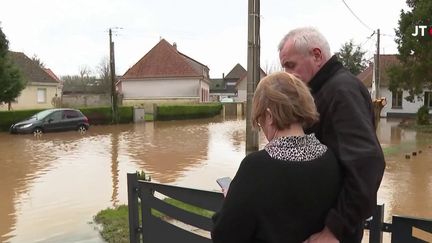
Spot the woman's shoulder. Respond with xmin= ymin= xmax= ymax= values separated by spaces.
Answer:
xmin=240 ymin=150 xmax=270 ymax=166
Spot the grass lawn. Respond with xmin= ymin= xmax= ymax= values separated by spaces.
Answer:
xmin=94 ymin=198 xmax=215 ymax=243
xmin=410 ymin=124 xmax=432 ymax=133
xmin=398 ymin=120 xmax=432 ymax=133
xmin=94 ymin=205 xmax=130 ymax=243
xmin=144 ymin=113 xmax=154 ymax=121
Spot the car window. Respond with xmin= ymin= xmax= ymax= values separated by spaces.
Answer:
xmin=64 ymin=110 xmax=81 ymax=119
xmin=48 ymin=111 xmax=63 ymax=122
xmin=35 ymin=110 xmax=54 ymax=120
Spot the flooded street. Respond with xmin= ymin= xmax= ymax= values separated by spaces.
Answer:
xmin=0 ymin=117 xmax=431 ymax=242
xmin=376 ymin=119 xmax=432 ymax=221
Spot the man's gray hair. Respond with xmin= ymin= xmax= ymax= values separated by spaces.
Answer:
xmin=278 ymin=27 xmax=331 ymax=60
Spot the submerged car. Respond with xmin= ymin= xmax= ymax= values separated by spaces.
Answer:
xmin=10 ymin=108 xmax=90 ymax=136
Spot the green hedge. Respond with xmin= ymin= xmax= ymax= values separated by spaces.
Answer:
xmin=79 ymin=106 xmax=133 ymax=125
xmin=0 ymin=108 xmax=46 ymax=131
xmin=0 ymin=106 xmax=134 ymax=132
xmin=417 ymin=105 xmax=430 ymax=125
xmin=156 ymin=103 xmax=222 ymax=121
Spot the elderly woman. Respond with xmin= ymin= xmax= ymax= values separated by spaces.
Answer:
xmin=211 ymin=72 xmax=342 ymax=243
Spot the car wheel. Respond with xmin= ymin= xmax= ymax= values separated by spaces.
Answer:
xmin=78 ymin=125 xmax=87 ymax=134
xmin=33 ymin=128 xmax=43 ymax=137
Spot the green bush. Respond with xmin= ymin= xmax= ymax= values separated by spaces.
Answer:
xmin=156 ymin=103 xmax=222 ymax=121
xmin=79 ymin=106 xmax=133 ymax=125
xmin=0 ymin=108 xmax=45 ymax=131
xmin=417 ymin=105 xmax=430 ymax=125
xmin=117 ymin=106 xmax=134 ymax=124
xmin=79 ymin=107 xmax=112 ymax=125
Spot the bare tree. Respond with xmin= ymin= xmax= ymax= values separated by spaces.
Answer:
xmin=95 ymin=57 xmax=111 ymax=94
xmin=79 ymin=65 xmax=92 ymax=79
xmin=31 ymin=54 xmax=45 ymax=68
xmin=96 ymin=57 xmax=110 ymax=80
xmin=264 ymin=60 xmax=283 ymax=74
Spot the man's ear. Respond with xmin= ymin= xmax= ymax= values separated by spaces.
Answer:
xmin=312 ymin=48 xmax=322 ymax=61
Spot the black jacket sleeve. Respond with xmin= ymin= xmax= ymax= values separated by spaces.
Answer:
xmin=324 ymin=86 xmax=385 ymax=240
xmin=211 ymin=157 xmax=257 ymax=243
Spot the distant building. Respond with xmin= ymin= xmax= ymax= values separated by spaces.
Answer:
xmin=118 ymin=39 xmax=210 ymax=108
xmin=357 ymin=54 xmax=432 ymax=118
xmin=0 ymin=51 xmax=61 ymax=111
xmin=209 ymin=64 xmax=266 ymax=102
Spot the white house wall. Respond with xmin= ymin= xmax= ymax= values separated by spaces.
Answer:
xmin=236 ymin=90 xmax=247 ymax=102
xmin=0 ymin=83 xmax=59 ymax=111
xmin=379 ymin=88 xmax=426 ymax=117
xmin=122 ymin=79 xmax=201 ymax=99
xmin=235 ymin=73 xmax=266 ymax=102
xmin=199 ymin=80 xmax=210 ymax=102
xmin=235 ymin=77 xmax=247 ymax=102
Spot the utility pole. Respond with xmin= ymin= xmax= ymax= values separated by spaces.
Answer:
xmin=109 ymin=28 xmax=118 ymax=123
xmin=372 ymin=29 xmax=385 ymax=128
xmin=246 ymin=0 xmax=260 ymax=154
xmin=374 ymin=29 xmax=380 ymax=99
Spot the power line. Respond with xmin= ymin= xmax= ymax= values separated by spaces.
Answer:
xmin=341 ymin=0 xmax=397 ymax=38
xmin=359 ymin=31 xmax=376 ymax=48
xmin=341 ymin=0 xmax=374 ymax=31
xmin=381 ymin=33 xmax=396 ymax=38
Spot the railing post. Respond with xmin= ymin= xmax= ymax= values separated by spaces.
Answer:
xmin=127 ymin=173 xmax=140 ymax=243
xmin=369 ymin=204 xmax=384 ymax=243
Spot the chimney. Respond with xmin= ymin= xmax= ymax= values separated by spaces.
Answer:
xmin=222 ymin=73 xmax=225 ymax=79
xmin=173 ymin=42 xmax=177 ymax=50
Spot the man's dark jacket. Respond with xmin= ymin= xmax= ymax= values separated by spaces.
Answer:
xmin=306 ymin=55 xmax=386 ymax=242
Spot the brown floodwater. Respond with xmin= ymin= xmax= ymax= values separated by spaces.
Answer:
xmin=0 ymin=117 xmax=431 ymax=242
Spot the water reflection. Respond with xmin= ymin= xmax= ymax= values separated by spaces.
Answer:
xmin=0 ymin=117 xmax=431 ymax=242
xmin=111 ymin=132 xmax=120 ymax=207
xmin=125 ymin=119 xmax=210 ymax=183
xmin=0 ymin=131 xmax=117 ymax=242
xmin=0 ymin=134 xmax=59 ymax=242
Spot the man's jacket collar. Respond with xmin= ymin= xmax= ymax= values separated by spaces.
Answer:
xmin=308 ymin=55 xmax=343 ymax=94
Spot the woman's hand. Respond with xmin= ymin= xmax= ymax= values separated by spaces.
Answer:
xmin=303 ymin=227 xmax=339 ymax=243
xmin=222 ymin=188 xmax=228 ymax=197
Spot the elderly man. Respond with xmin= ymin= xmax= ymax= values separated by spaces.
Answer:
xmin=278 ymin=27 xmax=385 ymax=243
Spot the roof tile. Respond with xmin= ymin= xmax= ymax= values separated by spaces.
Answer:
xmin=122 ymin=39 xmax=208 ymax=79
xmin=8 ymin=51 xmax=59 ymax=84
xmin=357 ymin=54 xmax=400 ymax=87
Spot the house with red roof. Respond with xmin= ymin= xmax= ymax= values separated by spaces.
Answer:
xmin=118 ymin=39 xmax=210 ymax=108
xmin=0 ymin=51 xmax=61 ymax=110
xmin=357 ymin=54 xmax=432 ymax=118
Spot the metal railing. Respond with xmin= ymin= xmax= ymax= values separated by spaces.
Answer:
xmin=365 ymin=204 xmax=432 ymax=243
xmin=127 ymin=173 xmax=223 ymax=243
xmin=127 ymin=173 xmax=432 ymax=243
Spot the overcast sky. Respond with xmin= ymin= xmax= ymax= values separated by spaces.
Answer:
xmin=0 ymin=0 xmax=408 ymax=79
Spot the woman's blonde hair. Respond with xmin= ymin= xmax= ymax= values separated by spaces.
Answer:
xmin=251 ymin=71 xmax=319 ymax=130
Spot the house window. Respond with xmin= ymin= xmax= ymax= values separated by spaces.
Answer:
xmin=391 ymin=91 xmax=403 ymax=109
xmin=424 ymin=91 xmax=432 ymax=108
xmin=37 ymin=88 xmax=47 ymax=103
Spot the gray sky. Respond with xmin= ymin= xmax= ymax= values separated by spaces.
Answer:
xmin=0 ymin=0 xmax=408 ymax=78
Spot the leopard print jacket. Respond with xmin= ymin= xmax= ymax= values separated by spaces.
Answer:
xmin=264 ymin=134 xmax=328 ymax=162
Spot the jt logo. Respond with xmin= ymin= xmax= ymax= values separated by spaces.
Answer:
xmin=412 ymin=25 xmax=432 ymax=36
